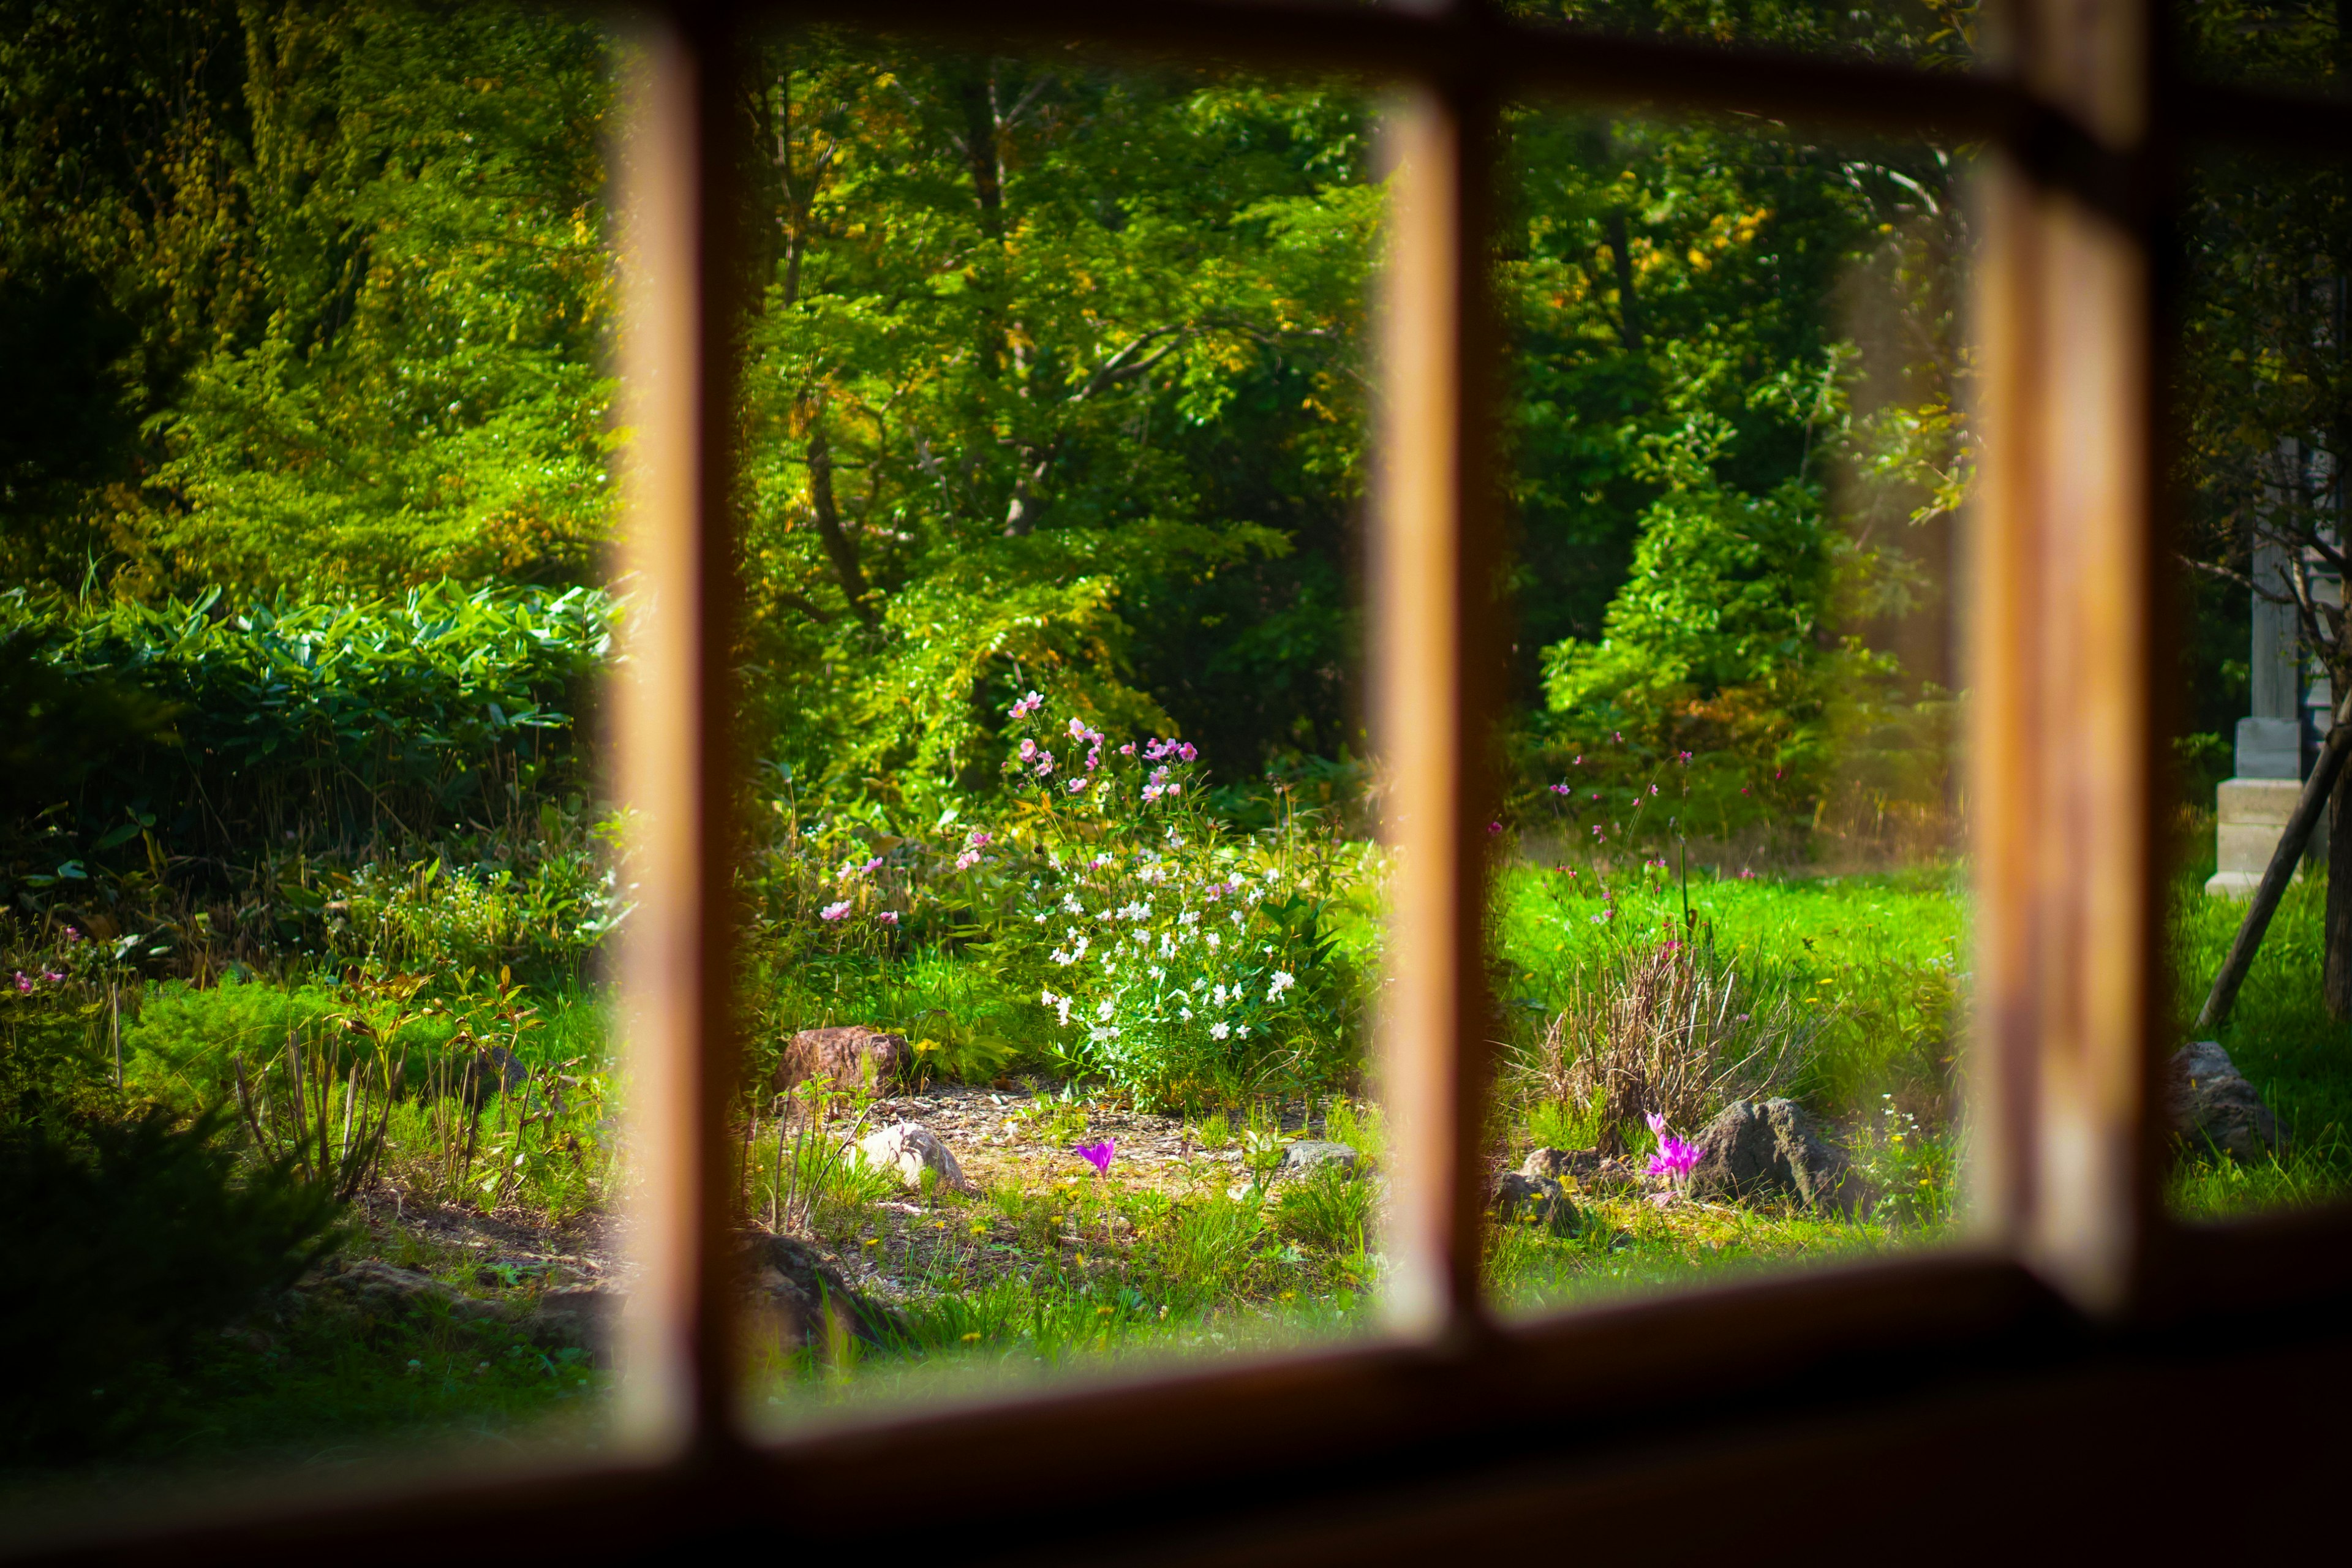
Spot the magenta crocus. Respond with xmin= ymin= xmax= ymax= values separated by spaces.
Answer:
xmin=1075 ymin=1139 xmax=1115 ymax=1176
xmin=1645 ymin=1112 xmax=1702 ymax=1180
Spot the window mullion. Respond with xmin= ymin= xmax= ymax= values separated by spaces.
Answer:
xmin=1373 ymin=72 xmax=1501 ymax=1344
xmin=1969 ymin=0 xmax=2160 ymax=1316
xmin=612 ymin=7 xmax=746 ymax=1454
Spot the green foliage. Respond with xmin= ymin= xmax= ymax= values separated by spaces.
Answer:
xmin=0 ymin=1105 xmax=344 ymax=1462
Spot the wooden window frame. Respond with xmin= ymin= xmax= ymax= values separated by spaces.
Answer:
xmin=24 ymin=2 xmax=2352 ymax=1559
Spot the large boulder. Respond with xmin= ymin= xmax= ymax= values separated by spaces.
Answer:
xmin=1686 ymin=1099 xmax=1856 ymax=1213
xmin=853 ymin=1121 xmax=967 ymax=1189
xmin=774 ymin=1026 xmax=907 ymax=1099
xmin=2170 ymin=1041 xmax=2280 ymax=1161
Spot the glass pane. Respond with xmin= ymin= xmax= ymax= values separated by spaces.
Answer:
xmin=2163 ymin=140 xmax=2352 ymax=1223
xmin=1489 ymin=0 xmax=1986 ymax=73
xmin=4 ymin=2 xmax=620 ymax=1520
xmin=727 ymin=31 xmax=1390 ymax=1431
xmin=1487 ymin=102 xmax=1974 ymax=1315
xmin=2177 ymin=1 xmax=2350 ymax=99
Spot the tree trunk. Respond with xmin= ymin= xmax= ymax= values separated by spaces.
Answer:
xmin=2328 ymin=747 xmax=2352 ymax=1019
xmin=807 ymin=424 xmax=877 ymax=627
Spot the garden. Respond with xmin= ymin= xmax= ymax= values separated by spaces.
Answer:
xmin=5 ymin=0 xmax=2350 ymax=1510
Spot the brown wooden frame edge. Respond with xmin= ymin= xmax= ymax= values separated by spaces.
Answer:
xmin=20 ymin=1215 xmax=2352 ymax=1564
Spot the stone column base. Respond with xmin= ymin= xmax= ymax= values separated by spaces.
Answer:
xmin=2206 ymin=777 xmax=2328 ymax=898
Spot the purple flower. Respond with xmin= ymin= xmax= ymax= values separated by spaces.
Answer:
xmin=1177 ymin=742 xmax=1197 ymax=762
xmin=1645 ymin=1114 xmax=1702 ymax=1181
xmin=820 ymin=900 xmax=852 ymax=921
xmin=1488 ymin=821 xmax=1503 ymax=834
xmin=12 ymin=972 xmax=30 ymax=993
xmin=62 ymin=927 xmax=80 ymax=942
xmin=42 ymin=970 xmax=64 ymax=982
xmin=1075 ymin=1139 xmax=1116 ymax=1176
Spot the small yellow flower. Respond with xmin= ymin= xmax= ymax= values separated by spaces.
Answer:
xmin=1095 ymin=1305 xmax=1114 ymax=1317
xmin=960 ymin=1332 xmax=981 ymax=1344
xmin=862 ymin=1237 xmax=879 ymax=1248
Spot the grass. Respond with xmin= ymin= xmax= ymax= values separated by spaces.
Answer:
xmin=26 ymin=846 xmax=2352 ymax=1498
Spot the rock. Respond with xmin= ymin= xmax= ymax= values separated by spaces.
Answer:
xmin=1686 ymin=1099 xmax=1856 ymax=1212
xmin=2170 ymin=1041 xmax=2280 ymax=1161
xmin=741 ymin=1233 xmax=905 ymax=1355
xmin=1521 ymin=1146 xmax=1641 ymax=1194
xmin=851 ymin=1121 xmax=967 ymax=1189
xmin=774 ymin=1025 xmax=907 ymax=1099
xmin=461 ymin=1044 xmax=530 ymax=1108
xmin=314 ymin=1259 xmax=507 ymax=1325
xmin=1275 ymin=1140 xmax=1361 ymax=1179
xmin=1493 ymin=1171 xmax=1583 ymax=1234
xmin=522 ymin=1284 xmax=619 ymax=1359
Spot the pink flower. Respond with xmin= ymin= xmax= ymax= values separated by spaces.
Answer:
xmin=1644 ymin=1114 xmax=1702 ymax=1180
xmin=967 ymin=830 xmax=993 ymax=848
xmin=1066 ymin=778 xmax=1088 ymax=794
xmin=954 ymin=850 xmax=980 ymax=872
xmin=12 ymin=972 xmax=30 ymax=993
xmin=1035 ymin=752 xmax=1055 ymax=777
xmin=878 ymin=911 xmax=899 ymax=926
xmin=820 ymin=900 xmax=851 ymax=921
xmin=1488 ymin=821 xmax=1503 ymax=834
xmin=1177 ymin=742 xmax=1197 ymax=762
xmin=1120 ymin=743 xmax=1135 ymax=756
xmin=62 ymin=927 xmax=80 ymax=942
xmin=1011 ymin=691 xmax=1043 ymax=717
xmin=1551 ymin=783 xmax=1570 ymax=796
xmin=862 ymin=856 xmax=883 ymax=872
xmin=42 ymin=970 xmax=64 ymax=982
xmin=1075 ymin=1139 xmax=1116 ymax=1176
xmin=1649 ymin=783 xmax=1659 ymax=796
xmin=1020 ymin=738 xmax=1038 ymax=761
xmin=1613 ymin=731 xmax=1623 ymax=743
xmin=1591 ymin=826 xmax=1604 ymax=839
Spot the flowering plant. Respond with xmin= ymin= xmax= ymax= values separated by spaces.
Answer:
xmin=986 ymin=692 xmax=1355 ymax=1110
xmin=1645 ymin=1110 xmax=1703 ymax=1183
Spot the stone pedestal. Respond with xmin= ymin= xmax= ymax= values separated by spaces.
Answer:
xmin=2207 ymin=777 xmax=2328 ymax=897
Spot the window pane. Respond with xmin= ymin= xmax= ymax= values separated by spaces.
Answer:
xmin=1485 ymin=102 xmax=1976 ymax=1314
xmin=727 ymin=29 xmax=1393 ymax=1433
xmin=3 ymin=1 xmax=622 ymax=1518
xmin=2164 ymin=140 xmax=2352 ymax=1223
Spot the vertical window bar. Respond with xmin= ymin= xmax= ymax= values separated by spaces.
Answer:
xmin=1373 ymin=74 xmax=1501 ymax=1344
xmin=613 ymin=8 xmax=744 ymax=1453
xmin=1969 ymin=0 xmax=2158 ymax=1316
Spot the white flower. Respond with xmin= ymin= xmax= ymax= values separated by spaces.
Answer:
xmin=1207 ymin=932 xmax=1221 ymax=951
xmin=1230 ymin=910 xmax=1244 ymax=927
xmin=1268 ymin=970 xmax=1295 ymax=1000
xmin=1097 ymin=998 xmax=1115 ymax=1021
xmin=1212 ymin=983 xmax=1228 ymax=1006
xmin=1057 ymin=996 xmax=1073 ymax=1027
xmin=1178 ymin=910 xmax=1199 ymax=927
xmin=1158 ymin=934 xmax=1176 ymax=959
xmin=1209 ymin=1022 xmax=1230 ymax=1041
xmin=1178 ymin=1007 xmax=1193 ymax=1021
xmin=1061 ymin=895 xmax=1084 ymax=915
xmin=1238 ymin=1025 xmax=1250 ymax=1038
xmin=1052 ymin=949 xmax=1074 ymax=966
